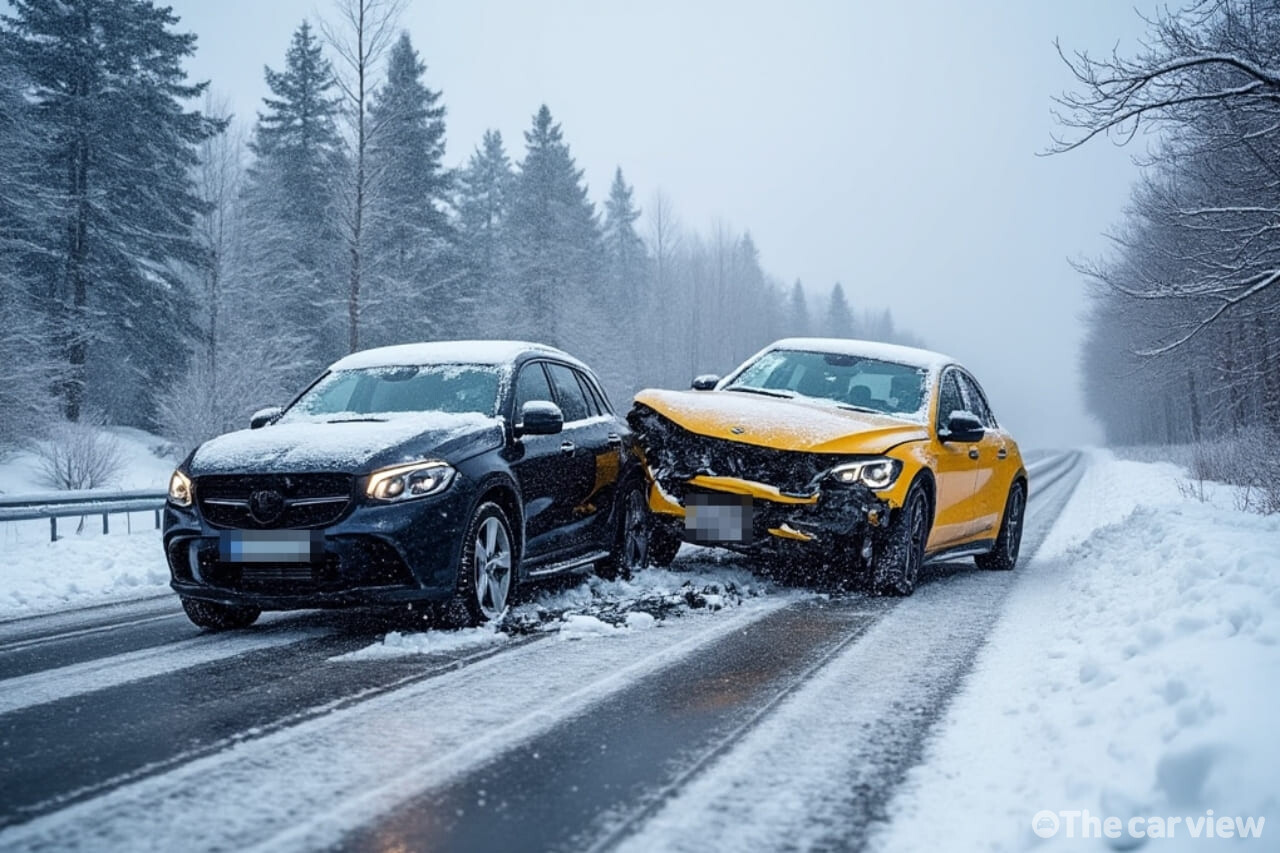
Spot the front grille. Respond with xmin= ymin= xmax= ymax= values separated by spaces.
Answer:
xmin=195 ymin=472 xmax=354 ymax=529
xmin=630 ymin=407 xmax=843 ymax=497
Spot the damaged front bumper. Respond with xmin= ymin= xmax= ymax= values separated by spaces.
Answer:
xmin=629 ymin=405 xmax=895 ymax=555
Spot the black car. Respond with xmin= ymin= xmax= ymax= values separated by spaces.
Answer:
xmin=163 ymin=341 xmax=650 ymax=630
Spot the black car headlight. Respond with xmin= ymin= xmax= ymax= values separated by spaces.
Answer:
xmin=365 ymin=460 xmax=456 ymax=502
xmin=168 ymin=469 xmax=193 ymax=507
xmin=829 ymin=458 xmax=901 ymax=490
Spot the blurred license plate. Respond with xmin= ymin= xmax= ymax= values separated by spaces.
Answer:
xmin=686 ymin=493 xmax=753 ymax=545
xmin=219 ymin=530 xmax=323 ymax=564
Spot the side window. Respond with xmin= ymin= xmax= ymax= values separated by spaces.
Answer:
xmin=574 ymin=371 xmax=601 ymax=417
xmin=513 ymin=362 xmax=554 ymax=414
xmin=546 ymin=363 xmax=590 ymax=423
xmin=575 ymin=370 xmax=613 ymax=416
xmin=936 ymin=372 xmax=965 ymax=431
xmin=957 ymin=374 xmax=996 ymax=427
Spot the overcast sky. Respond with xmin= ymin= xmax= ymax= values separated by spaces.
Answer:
xmin=170 ymin=0 xmax=1148 ymax=448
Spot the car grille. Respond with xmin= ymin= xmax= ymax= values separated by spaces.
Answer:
xmin=630 ymin=408 xmax=844 ymax=497
xmin=195 ymin=472 xmax=355 ymax=529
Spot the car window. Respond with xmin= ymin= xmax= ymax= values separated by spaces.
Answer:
xmin=513 ymin=362 xmax=554 ymax=414
xmin=545 ymin=363 xmax=590 ymax=422
xmin=726 ymin=349 xmax=928 ymax=418
xmin=575 ymin=370 xmax=612 ymax=416
xmin=574 ymin=371 xmax=602 ymax=417
xmin=282 ymin=364 xmax=502 ymax=419
xmin=936 ymin=371 xmax=965 ymax=431
xmin=957 ymin=373 xmax=996 ymax=428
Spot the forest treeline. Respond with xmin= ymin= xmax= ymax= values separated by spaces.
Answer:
xmin=1059 ymin=0 xmax=1280 ymax=448
xmin=0 ymin=0 xmax=921 ymax=451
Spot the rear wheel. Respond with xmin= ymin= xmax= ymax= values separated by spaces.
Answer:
xmin=180 ymin=597 xmax=260 ymax=631
xmin=975 ymin=481 xmax=1026 ymax=571
xmin=599 ymin=484 xmax=648 ymax=581
xmin=872 ymin=480 xmax=929 ymax=596
xmin=450 ymin=502 xmax=517 ymax=626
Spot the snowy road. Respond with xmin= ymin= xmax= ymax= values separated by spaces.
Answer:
xmin=0 ymin=452 xmax=1082 ymax=852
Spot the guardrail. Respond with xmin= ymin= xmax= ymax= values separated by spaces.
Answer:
xmin=0 ymin=489 xmax=168 ymax=542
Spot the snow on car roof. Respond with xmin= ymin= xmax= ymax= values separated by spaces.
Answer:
xmin=328 ymin=340 xmax=576 ymax=372
xmin=766 ymin=338 xmax=956 ymax=371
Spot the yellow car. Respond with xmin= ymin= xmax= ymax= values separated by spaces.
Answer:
xmin=629 ymin=338 xmax=1027 ymax=594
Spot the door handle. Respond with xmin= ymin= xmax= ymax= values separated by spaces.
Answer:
xmin=969 ymin=447 xmax=980 ymax=460
xmin=560 ymin=441 xmax=576 ymax=455
xmin=997 ymin=447 xmax=1008 ymax=460
xmin=606 ymin=433 xmax=623 ymax=446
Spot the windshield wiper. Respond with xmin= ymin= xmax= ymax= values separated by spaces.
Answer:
xmin=326 ymin=416 xmax=389 ymax=423
xmin=721 ymin=385 xmax=795 ymax=399
xmin=834 ymin=403 xmax=883 ymax=415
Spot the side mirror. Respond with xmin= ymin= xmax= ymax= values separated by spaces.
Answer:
xmin=516 ymin=400 xmax=564 ymax=436
xmin=941 ymin=411 xmax=985 ymax=443
xmin=691 ymin=374 xmax=720 ymax=391
xmin=249 ymin=406 xmax=284 ymax=430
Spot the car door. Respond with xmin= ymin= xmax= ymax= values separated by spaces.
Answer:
xmin=957 ymin=371 xmax=1009 ymax=541
xmin=506 ymin=360 xmax=582 ymax=563
xmin=928 ymin=369 xmax=980 ymax=548
xmin=542 ymin=362 xmax=602 ymax=557
xmin=572 ymin=367 xmax=627 ymax=549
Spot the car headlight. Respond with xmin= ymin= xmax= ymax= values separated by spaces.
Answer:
xmin=829 ymin=458 xmax=902 ymax=490
xmin=168 ymin=469 xmax=193 ymax=507
xmin=366 ymin=460 xmax=456 ymax=502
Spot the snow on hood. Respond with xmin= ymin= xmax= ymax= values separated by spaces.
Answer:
xmin=189 ymin=412 xmax=502 ymax=474
xmin=633 ymin=388 xmax=929 ymax=455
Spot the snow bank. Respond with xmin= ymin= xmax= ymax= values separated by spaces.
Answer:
xmin=0 ymin=531 xmax=170 ymax=617
xmin=874 ymin=450 xmax=1280 ymax=852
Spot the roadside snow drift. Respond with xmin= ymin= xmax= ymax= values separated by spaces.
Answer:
xmin=875 ymin=451 xmax=1280 ymax=852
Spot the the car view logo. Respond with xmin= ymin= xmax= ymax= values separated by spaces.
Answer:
xmin=249 ymin=490 xmax=285 ymax=524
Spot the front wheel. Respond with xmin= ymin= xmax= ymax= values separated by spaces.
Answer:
xmin=599 ymin=484 xmax=649 ymax=581
xmin=180 ymin=597 xmax=260 ymax=631
xmin=451 ymin=502 xmax=518 ymax=626
xmin=975 ymin=481 xmax=1026 ymax=571
xmin=872 ymin=480 xmax=930 ymax=596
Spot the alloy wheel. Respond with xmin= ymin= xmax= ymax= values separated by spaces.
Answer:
xmin=473 ymin=515 xmax=512 ymax=620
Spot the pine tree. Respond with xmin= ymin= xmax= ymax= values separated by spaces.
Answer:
xmin=241 ymin=21 xmax=346 ymax=372
xmin=508 ymin=105 xmax=601 ymax=348
xmin=1 ymin=0 xmax=222 ymax=423
xmin=826 ymin=282 xmax=855 ymax=338
xmin=456 ymin=129 xmax=513 ymax=336
xmin=786 ymin=280 xmax=810 ymax=336
xmin=364 ymin=31 xmax=452 ymax=343
xmin=601 ymin=167 xmax=647 ymax=386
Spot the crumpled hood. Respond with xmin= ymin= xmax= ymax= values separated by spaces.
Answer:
xmin=633 ymin=389 xmax=928 ymax=454
xmin=189 ymin=413 xmax=504 ymax=475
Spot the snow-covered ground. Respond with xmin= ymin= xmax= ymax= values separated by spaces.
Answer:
xmin=0 ymin=428 xmax=176 ymax=617
xmin=874 ymin=450 xmax=1280 ymax=851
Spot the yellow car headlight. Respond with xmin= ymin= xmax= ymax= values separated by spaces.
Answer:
xmin=830 ymin=458 xmax=901 ymax=490
xmin=366 ymin=460 xmax=456 ymax=502
xmin=168 ymin=469 xmax=193 ymax=507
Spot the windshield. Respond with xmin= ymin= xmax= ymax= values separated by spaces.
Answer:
xmin=725 ymin=349 xmax=928 ymax=419
xmin=279 ymin=364 xmax=503 ymax=422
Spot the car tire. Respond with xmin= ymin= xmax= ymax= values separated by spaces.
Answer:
xmin=598 ymin=484 xmax=648 ymax=581
xmin=647 ymin=520 xmax=682 ymax=567
xmin=975 ymin=481 xmax=1026 ymax=571
xmin=180 ymin=597 xmax=260 ymax=631
xmin=872 ymin=479 xmax=930 ymax=596
xmin=451 ymin=501 xmax=518 ymax=626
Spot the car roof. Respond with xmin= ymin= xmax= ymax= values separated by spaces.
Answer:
xmin=327 ymin=340 xmax=587 ymax=372
xmin=765 ymin=337 xmax=957 ymax=372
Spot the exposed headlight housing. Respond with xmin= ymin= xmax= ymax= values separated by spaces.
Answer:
xmin=168 ymin=469 xmax=193 ymax=507
xmin=366 ymin=460 xmax=455 ymax=502
xmin=829 ymin=458 xmax=902 ymax=490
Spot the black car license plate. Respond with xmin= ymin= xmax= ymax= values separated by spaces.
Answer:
xmin=686 ymin=493 xmax=754 ymax=545
xmin=219 ymin=530 xmax=324 ymax=564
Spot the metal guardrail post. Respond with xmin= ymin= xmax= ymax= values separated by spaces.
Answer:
xmin=51 ymin=517 xmax=57 ymax=542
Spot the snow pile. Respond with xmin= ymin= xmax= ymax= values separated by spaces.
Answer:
xmin=0 ymin=532 xmax=170 ymax=617
xmin=334 ymin=623 xmax=508 ymax=660
xmin=558 ymin=610 xmax=658 ymax=640
xmin=875 ymin=450 xmax=1280 ymax=852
